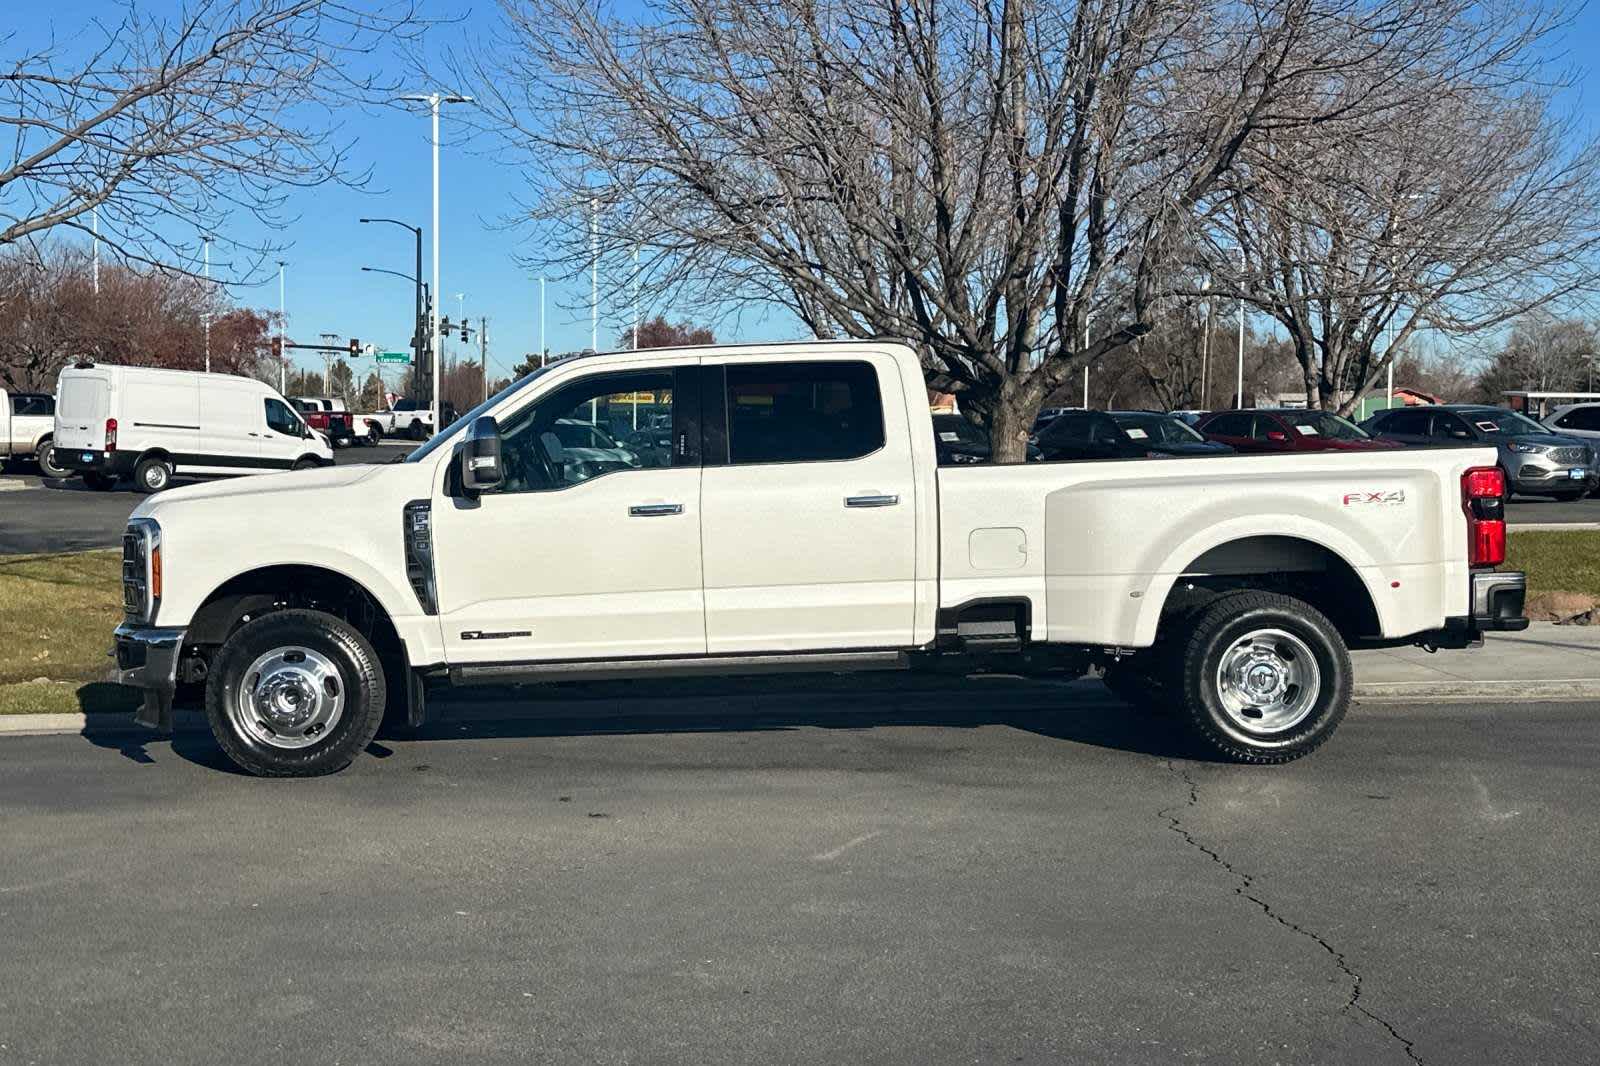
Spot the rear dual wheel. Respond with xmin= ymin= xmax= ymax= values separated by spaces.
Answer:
xmin=1175 ymin=592 xmax=1350 ymax=764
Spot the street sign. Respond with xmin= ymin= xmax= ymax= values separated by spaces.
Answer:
xmin=376 ymin=351 xmax=410 ymax=364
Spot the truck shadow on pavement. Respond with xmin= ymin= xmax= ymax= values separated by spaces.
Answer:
xmin=85 ymin=676 xmax=1207 ymax=772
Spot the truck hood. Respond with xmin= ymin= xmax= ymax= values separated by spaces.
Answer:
xmin=130 ymin=463 xmax=380 ymax=519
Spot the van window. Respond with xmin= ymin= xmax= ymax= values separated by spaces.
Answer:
xmin=58 ymin=377 xmax=107 ymax=421
xmin=724 ymin=361 xmax=885 ymax=465
xmin=264 ymin=398 xmax=303 ymax=437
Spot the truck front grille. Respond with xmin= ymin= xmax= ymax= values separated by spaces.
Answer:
xmin=1548 ymin=446 xmax=1589 ymax=465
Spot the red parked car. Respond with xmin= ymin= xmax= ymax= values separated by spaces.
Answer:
xmin=1197 ymin=409 xmax=1400 ymax=453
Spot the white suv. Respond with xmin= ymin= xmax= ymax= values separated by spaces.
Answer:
xmin=1544 ymin=402 xmax=1600 ymax=445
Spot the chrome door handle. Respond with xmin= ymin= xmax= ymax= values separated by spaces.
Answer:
xmin=845 ymin=494 xmax=899 ymax=508
xmin=629 ymin=503 xmax=683 ymax=517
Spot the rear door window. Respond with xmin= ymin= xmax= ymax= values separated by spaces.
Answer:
xmin=1380 ymin=409 xmax=1430 ymax=435
xmin=723 ymin=361 xmax=884 ymax=465
xmin=58 ymin=377 xmax=107 ymax=421
xmin=11 ymin=394 xmax=54 ymax=417
xmin=1203 ymin=413 xmax=1252 ymax=436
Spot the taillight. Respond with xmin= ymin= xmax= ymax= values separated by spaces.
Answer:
xmin=1461 ymin=466 xmax=1506 ymax=567
xmin=105 ymin=417 xmax=118 ymax=453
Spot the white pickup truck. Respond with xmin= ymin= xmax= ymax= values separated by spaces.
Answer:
xmin=112 ymin=341 xmax=1526 ymax=777
xmin=1 ymin=388 xmax=69 ymax=477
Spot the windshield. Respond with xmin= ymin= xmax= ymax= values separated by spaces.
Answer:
xmin=1280 ymin=411 xmax=1369 ymax=440
xmin=1113 ymin=413 xmax=1204 ymax=444
xmin=1464 ymin=408 xmax=1547 ymax=436
xmin=403 ymin=367 xmax=555 ymax=463
xmin=932 ymin=414 xmax=985 ymax=445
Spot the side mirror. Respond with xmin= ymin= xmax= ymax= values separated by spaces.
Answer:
xmin=1451 ymin=429 xmax=1472 ymax=440
xmin=460 ymin=416 xmax=504 ymax=494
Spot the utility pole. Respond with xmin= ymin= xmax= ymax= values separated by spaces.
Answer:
xmin=277 ymin=261 xmax=287 ymax=393
xmin=589 ymin=198 xmax=599 ymax=350
xmin=480 ymin=316 xmax=489 ymax=401
xmin=1386 ymin=315 xmax=1395 ymax=408
xmin=539 ymin=275 xmax=546 ymax=366
xmin=632 ymin=244 xmax=640 ymax=350
xmin=1200 ymin=278 xmax=1212 ymax=409
xmin=91 ymin=207 xmax=100 ymax=296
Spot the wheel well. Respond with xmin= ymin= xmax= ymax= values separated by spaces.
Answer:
xmin=134 ymin=447 xmax=172 ymax=466
xmin=1158 ymin=536 xmax=1380 ymax=642
xmin=187 ymin=565 xmax=403 ymax=661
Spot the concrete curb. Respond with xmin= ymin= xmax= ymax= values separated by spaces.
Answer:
xmin=7 ymin=678 xmax=1600 ymax=738
xmin=1509 ymin=522 xmax=1600 ymax=532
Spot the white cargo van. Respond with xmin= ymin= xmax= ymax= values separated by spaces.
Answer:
xmin=53 ymin=363 xmax=334 ymax=492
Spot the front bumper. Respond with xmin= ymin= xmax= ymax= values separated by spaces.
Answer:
xmin=1508 ymin=457 xmax=1597 ymax=493
xmin=113 ymin=623 xmax=186 ymax=731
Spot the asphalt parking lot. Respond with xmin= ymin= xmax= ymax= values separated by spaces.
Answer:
xmin=2 ymin=450 xmax=1597 ymax=558
xmin=1 ymin=687 xmax=1595 ymax=1065
xmin=0 ymin=445 xmax=408 ymax=555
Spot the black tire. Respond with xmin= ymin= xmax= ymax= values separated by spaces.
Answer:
xmin=408 ymin=420 xmax=427 ymax=441
xmin=1553 ymin=490 xmax=1585 ymax=502
xmin=291 ymin=456 xmax=320 ymax=471
xmin=133 ymin=454 xmax=173 ymax=494
xmin=36 ymin=441 xmax=70 ymax=479
xmin=366 ymin=424 xmax=382 ymax=446
xmin=205 ymin=609 xmax=387 ymax=777
xmin=83 ymin=471 xmax=117 ymax=491
xmin=1176 ymin=591 xmax=1351 ymax=765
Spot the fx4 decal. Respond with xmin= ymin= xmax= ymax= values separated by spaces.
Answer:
xmin=1342 ymin=490 xmax=1406 ymax=506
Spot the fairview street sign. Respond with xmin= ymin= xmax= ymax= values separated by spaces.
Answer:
xmin=376 ymin=351 xmax=411 ymax=364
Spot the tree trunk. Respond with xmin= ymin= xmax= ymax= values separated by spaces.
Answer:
xmin=988 ymin=377 xmax=1043 ymax=463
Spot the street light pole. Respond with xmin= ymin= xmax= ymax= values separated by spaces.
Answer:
xmin=402 ymin=92 xmax=473 ymax=436
xmin=589 ymin=198 xmax=599 ymax=351
xmin=91 ymin=207 xmax=99 ymax=296
xmin=539 ymin=276 xmax=546 ymax=366
xmin=203 ymin=236 xmax=212 ymax=373
xmin=277 ymin=261 xmax=287 ymax=393
xmin=1236 ymin=247 xmax=1245 ymax=409
xmin=358 ymin=218 xmax=424 ymax=403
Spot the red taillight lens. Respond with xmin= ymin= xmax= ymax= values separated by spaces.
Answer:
xmin=105 ymin=417 xmax=118 ymax=453
xmin=1461 ymin=465 xmax=1506 ymax=567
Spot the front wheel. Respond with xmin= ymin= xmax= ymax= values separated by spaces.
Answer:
xmin=365 ymin=424 xmax=382 ymax=446
xmin=36 ymin=442 xmax=70 ymax=479
xmin=205 ymin=610 xmax=387 ymax=777
xmin=291 ymin=457 xmax=320 ymax=471
xmin=1177 ymin=591 xmax=1351 ymax=764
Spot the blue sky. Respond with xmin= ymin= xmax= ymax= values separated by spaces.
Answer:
xmin=10 ymin=1 xmax=1600 ymax=380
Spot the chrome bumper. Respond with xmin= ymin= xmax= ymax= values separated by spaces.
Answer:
xmin=1470 ymin=571 xmax=1527 ymax=632
xmin=113 ymin=623 xmax=186 ymax=730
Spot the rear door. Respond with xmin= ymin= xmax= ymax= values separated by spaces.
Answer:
xmin=1376 ymin=408 xmax=1432 ymax=445
xmin=54 ymin=371 xmax=113 ymax=452
xmin=1200 ymin=411 xmax=1256 ymax=451
xmin=698 ymin=354 xmax=917 ymax=653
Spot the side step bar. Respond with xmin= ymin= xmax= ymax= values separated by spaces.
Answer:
xmin=451 ymin=649 xmax=909 ymax=686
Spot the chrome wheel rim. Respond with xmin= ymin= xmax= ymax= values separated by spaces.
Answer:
xmin=144 ymin=464 xmax=168 ymax=490
xmin=230 ymin=646 xmax=345 ymax=750
xmin=1214 ymin=627 xmax=1320 ymax=735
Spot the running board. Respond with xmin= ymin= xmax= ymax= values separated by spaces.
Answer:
xmin=451 ymin=649 xmax=910 ymax=685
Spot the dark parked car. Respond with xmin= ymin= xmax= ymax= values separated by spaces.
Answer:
xmin=1361 ymin=404 xmax=1597 ymax=500
xmin=1198 ymin=409 xmax=1398 ymax=453
xmin=932 ymin=413 xmax=1042 ymax=464
xmin=1033 ymin=410 xmax=1166 ymax=462
xmin=1109 ymin=411 xmax=1234 ymax=456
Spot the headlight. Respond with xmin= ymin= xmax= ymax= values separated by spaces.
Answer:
xmin=1508 ymin=442 xmax=1545 ymax=454
xmin=121 ymin=518 xmax=162 ymax=624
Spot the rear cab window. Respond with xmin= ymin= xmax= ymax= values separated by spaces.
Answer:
xmin=723 ymin=361 xmax=885 ymax=465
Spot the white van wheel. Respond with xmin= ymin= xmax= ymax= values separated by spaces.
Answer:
xmin=37 ymin=441 xmax=69 ymax=479
xmin=133 ymin=456 xmax=173 ymax=494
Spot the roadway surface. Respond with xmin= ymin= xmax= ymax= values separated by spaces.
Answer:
xmin=0 ymin=445 xmax=408 ymax=555
xmin=4 ymin=451 xmax=1599 ymax=556
xmin=0 ymin=686 xmax=1594 ymax=1065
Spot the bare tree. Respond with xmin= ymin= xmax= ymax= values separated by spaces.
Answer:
xmin=460 ymin=0 xmax=1553 ymax=459
xmin=1 ymin=0 xmax=424 ymax=280
xmin=1202 ymin=8 xmax=1600 ymax=413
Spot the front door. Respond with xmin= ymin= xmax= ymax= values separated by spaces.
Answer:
xmin=431 ymin=362 xmax=705 ymax=664
xmin=698 ymin=355 xmax=917 ymax=653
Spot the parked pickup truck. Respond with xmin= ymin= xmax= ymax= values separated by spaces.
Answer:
xmin=361 ymin=398 xmax=435 ymax=441
xmin=292 ymin=397 xmax=364 ymax=448
xmin=1 ymin=388 xmax=68 ymax=477
xmin=112 ymin=341 xmax=1527 ymax=777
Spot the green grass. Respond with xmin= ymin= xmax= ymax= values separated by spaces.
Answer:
xmin=0 ymin=551 xmax=138 ymax=715
xmin=1506 ymin=529 xmax=1600 ymax=601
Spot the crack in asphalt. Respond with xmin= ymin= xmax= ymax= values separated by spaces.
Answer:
xmin=1158 ymin=761 xmax=1424 ymax=1065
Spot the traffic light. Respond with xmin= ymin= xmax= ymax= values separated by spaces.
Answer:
xmin=439 ymin=315 xmax=452 ymax=336
xmin=270 ymin=337 xmax=282 ymax=359
xmin=461 ymin=323 xmax=470 ymax=342
xmin=348 ymin=337 xmax=360 ymax=356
